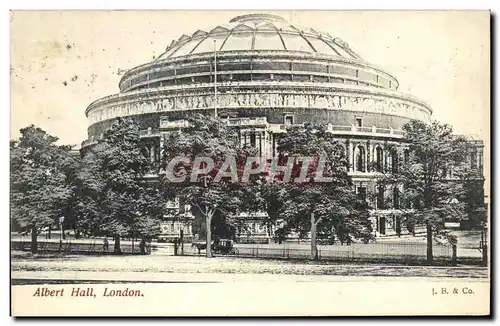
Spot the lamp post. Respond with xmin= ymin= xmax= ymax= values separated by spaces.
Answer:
xmin=480 ymin=219 xmax=488 ymax=266
xmin=58 ymin=216 xmax=65 ymax=252
xmin=214 ymin=39 xmax=218 ymax=118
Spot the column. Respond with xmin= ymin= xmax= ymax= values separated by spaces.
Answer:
xmin=156 ymin=139 xmax=161 ymax=163
xmin=150 ymin=144 xmax=155 ymax=163
xmin=263 ymin=131 xmax=268 ymax=159
xmin=273 ymin=135 xmax=278 ymax=158
xmin=384 ymin=141 xmax=389 ymax=173
xmin=159 ymin=135 xmax=165 ymax=171
xmin=478 ymin=149 xmax=483 ymax=175
xmin=366 ymin=140 xmax=371 ymax=172
xmin=347 ymin=139 xmax=353 ymax=172
xmin=258 ymin=131 xmax=263 ymax=157
xmin=267 ymin=131 xmax=272 ymax=159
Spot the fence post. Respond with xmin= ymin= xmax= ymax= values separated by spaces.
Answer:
xmin=451 ymin=244 xmax=457 ymax=266
xmin=482 ymin=244 xmax=488 ymax=266
xmin=180 ymin=230 xmax=184 ymax=256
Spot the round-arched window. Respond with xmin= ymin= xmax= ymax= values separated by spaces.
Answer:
xmin=354 ymin=145 xmax=366 ymax=172
xmin=375 ymin=147 xmax=384 ymax=172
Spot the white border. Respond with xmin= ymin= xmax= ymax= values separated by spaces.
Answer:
xmin=3 ymin=1 xmax=497 ymax=325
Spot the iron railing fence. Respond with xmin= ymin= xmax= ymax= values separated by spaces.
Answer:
xmin=11 ymin=240 xmax=147 ymax=255
xmin=179 ymin=241 xmax=453 ymax=263
xmin=12 ymin=238 xmax=455 ymax=263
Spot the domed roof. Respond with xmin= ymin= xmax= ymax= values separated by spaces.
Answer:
xmin=155 ymin=14 xmax=362 ymax=61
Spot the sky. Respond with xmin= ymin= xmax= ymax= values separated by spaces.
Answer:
xmin=10 ymin=10 xmax=490 ymax=152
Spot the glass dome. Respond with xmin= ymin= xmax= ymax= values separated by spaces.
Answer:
xmin=155 ymin=14 xmax=362 ymax=61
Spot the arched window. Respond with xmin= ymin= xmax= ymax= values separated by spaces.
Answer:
xmin=471 ymin=151 xmax=478 ymax=169
xmin=393 ymin=187 xmax=400 ymax=209
xmin=391 ymin=149 xmax=399 ymax=173
xmin=375 ymin=147 xmax=384 ymax=172
xmin=354 ymin=145 xmax=366 ymax=172
xmin=377 ymin=184 xmax=385 ymax=209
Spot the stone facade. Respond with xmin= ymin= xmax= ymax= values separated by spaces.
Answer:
xmin=81 ymin=14 xmax=485 ymax=242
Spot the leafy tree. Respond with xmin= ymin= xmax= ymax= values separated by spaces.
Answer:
xmin=159 ymin=114 xmax=249 ymax=257
xmin=275 ymin=124 xmax=372 ymax=259
xmin=236 ymin=171 xmax=288 ymax=243
xmin=10 ymin=126 xmax=76 ymax=253
xmin=75 ymin=118 xmax=165 ymax=253
xmin=462 ymin=173 xmax=487 ymax=230
xmin=389 ymin=120 xmax=477 ymax=262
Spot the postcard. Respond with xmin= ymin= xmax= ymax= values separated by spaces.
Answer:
xmin=10 ymin=10 xmax=490 ymax=317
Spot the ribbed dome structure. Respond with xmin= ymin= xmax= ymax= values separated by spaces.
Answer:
xmin=155 ymin=14 xmax=362 ymax=61
xmin=84 ymin=12 xmax=433 ymax=156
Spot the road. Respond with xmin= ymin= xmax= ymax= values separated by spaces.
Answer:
xmin=11 ymin=253 xmax=489 ymax=283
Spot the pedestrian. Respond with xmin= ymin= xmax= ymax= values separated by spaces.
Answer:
xmin=139 ymin=238 xmax=146 ymax=255
xmin=173 ymin=238 xmax=178 ymax=256
xmin=103 ymin=238 xmax=109 ymax=252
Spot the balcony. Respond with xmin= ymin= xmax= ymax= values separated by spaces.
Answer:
xmin=268 ymin=124 xmax=286 ymax=133
xmin=227 ymin=117 xmax=268 ymax=127
xmin=83 ymin=122 xmax=405 ymax=150
xmin=160 ymin=119 xmax=189 ymax=129
xmin=348 ymin=171 xmax=384 ymax=179
xmin=328 ymin=125 xmax=351 ymax=132
xmin=327 ymin=124 xmax=404 ymax=139
xmin=139 ymin=128 xmax=160 ymax=137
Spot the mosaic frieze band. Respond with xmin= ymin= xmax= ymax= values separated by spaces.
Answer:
xmin=87 ymin=92 xmax=431 ymax=125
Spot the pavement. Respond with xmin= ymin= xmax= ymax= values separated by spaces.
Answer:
xmin=11 ymin=253 xmax=489 ymax=281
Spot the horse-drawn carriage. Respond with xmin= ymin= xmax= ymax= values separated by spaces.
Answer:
xmin=213 ymin=239 xmax=238 ymax=255
xmin=191 ymin=239 xmax=238 ymax=255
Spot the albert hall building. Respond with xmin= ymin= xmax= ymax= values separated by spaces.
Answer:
xmin=82 ymin=14 xmax=485 ymax=242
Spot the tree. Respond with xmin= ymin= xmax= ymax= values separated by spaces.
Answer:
xmin=75 ymin=118 xmax=165 ymax=253
xmin=274 ymin=124 xmax=372 ymax=259
xmin=391 ymin=120 xmax=476 ymax=262
xmin=71 ymin=147 xmax=106 ymax=238
xmin=159 ymin=114 xmax=249 ymax=258
xmin=462 ymin=171 xmax=487 ymax=230
xmin=240 ymin=181 xmax=288 ymax=240
xmin=10 ymin=126 xmax=76 ymax=253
